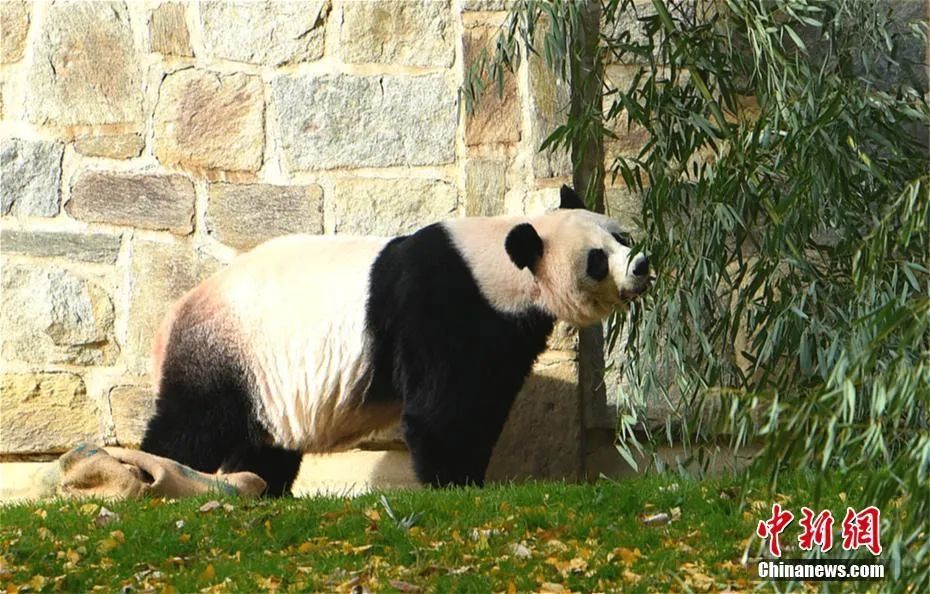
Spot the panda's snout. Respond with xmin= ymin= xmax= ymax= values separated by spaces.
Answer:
xmin=632 ymin=255 xmax=649 ymax=277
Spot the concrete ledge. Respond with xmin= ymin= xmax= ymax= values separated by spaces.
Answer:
xmin=0 ymin=444 xmax=760 ymax=503
xmin=0 ymin=450 xmax=422 ymax=503
xmin=292 ymin=450 xmax=420 ymax=497
xmin=0 ymin=462 xmax=58 ymax=503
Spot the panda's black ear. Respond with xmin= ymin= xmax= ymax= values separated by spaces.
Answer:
xmin=505 ymin=223 xmax=544 ymax=273
xmin=559 ymin=185 xmax=586 ymax=210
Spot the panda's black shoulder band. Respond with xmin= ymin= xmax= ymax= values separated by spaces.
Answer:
xmin=505 ymin=223 xmax=543 ymax=272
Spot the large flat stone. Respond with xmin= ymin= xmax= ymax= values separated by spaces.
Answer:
xmin=464 ymin=26 xmax=520 ymax=145
xmin=273 ymin=73 xmax=456 ymax=170
xmin=68 ymin=172 xmax=195 ymax=234
xmin=0 ymin=230 xmax=121 ymax=264
xmin=331 ymin=177 xmax=457 ymax=236
xmin=487 ymin=356 xmax=581 ymax=481
xmin=154 ymin=69 xmax=264 ymax=174
xmin=1 ymin=137 xmax=63 ymax=217
xmin=0 ymin=373 xmax=102 ymax=454
xmin=1 ymin=262 xmax=118 ymax=366
xmin=464 ymin=158 xmax=507 ymax=216
xmin=109 ymin=385 xmax=156 ymax=447
xmin=340 ymin=0 xmax=453 ymax=68
xmin=148 ymin=2 xmax=192 ymax=57
xmin=201 ymin=1 xmax=327 ymax=66
xmin=1 ymin=1 xmax=29 ymax=64
xmin=206 ymin=183 xmax=324 ymax=250
xmin=26 ymin=1 xmax=142 ymax=127
xmin=73 ymin=134 xmax=144 ymax=160
xmin=126 ymin=240 xmax=221 ymax=375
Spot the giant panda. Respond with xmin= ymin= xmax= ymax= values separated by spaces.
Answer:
xmin=140 ymin=186 xmax=650 ymax=495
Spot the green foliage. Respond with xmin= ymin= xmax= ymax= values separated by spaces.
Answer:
xmin=466 ymin=0 xmax=929 ymax=589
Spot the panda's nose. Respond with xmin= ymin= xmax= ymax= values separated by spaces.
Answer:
xmin=632 ymin=255 xmax=650 ymax=277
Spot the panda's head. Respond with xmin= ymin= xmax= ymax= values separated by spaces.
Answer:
xmin=505 ymin=186 xmax=650 ymax=326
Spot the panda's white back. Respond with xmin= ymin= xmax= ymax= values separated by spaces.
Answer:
xmin=172 ymin=234 xmax=396 ymax=452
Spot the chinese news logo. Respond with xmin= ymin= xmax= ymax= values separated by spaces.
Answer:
xmin=754 ymin=504 xmax=885 ymax=581
xmin=756 ymin=504 xmax=882 ymax=557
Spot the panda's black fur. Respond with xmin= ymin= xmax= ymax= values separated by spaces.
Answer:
xmin=141 ymin=186 xmax=647 ymax=495
xmin=365 ymin=224 xmax=555 ymax=488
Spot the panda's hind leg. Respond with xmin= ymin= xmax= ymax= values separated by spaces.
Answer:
xmin=140 ymin=302 xmax=300 ymax=496
xmin=221 ymin=444 xmax=303 ymax=497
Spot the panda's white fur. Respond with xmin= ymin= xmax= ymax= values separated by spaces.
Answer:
xmin=142 ymin=187 xmax=649 ymax=494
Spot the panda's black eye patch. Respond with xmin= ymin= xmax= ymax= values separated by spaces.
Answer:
xmin=612 ymin=232 xmax=632 ymax=247
xmin=587 ymin=248 xmax=609 ymax=281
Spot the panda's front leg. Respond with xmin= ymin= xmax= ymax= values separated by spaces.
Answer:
xmin=402 ymin=411 xmax=498 ymax=487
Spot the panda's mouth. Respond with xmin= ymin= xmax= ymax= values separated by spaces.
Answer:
xmin=619 ymin=278 xmax=652 ymax=302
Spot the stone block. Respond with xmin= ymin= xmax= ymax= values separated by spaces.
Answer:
xmin=201 ymin=1 xmax=327 ymax=66
xmin=340 ymin=0 xmax=453 ymax=68
xmin=154 ymin=69 xmax=264 ymax=174
xmin=273 ymin=73 xmax=456 ymax=170
xmin=206 ymin=183 xmax=324 ymax=250
xmin=73 ymin=134 xmax=144 ymax=159
xmin=548 ymin=322 xmax=579 ymax=352
xmin=109 ymin=385 xmax=156 ymax=447
xmin=464 ymin=26 xmax=520 ymax=145
xmin=0 ymin=373 xmax=102 ymax=454
xmin=0 ymin=230 xmax=121 ymax=264
xmin=1 ymin=137 xmax=63 ymax=217
xmin=605 ymin=183 xmax=643 ymax=228
xmin=1 ymin=1 xmax=29 ymax=64
xmin=26 ymin=1 xmax=142 ymax=127
xmin=528 ymin=35 xmax=572 ymax=179
xmin=68 ymin=172 xmax=195 ymax=234
xmin=464 ymin=158 xmax=506 ymax=216
xmin=487 ymin=357 xmax=581 ymax=481
xmin=1 ymin=262 xmax=117 ymax=366
xmin=604 ymin=65 xmax=650 ymax=162
xmin=149 ymin=2 xmax=192 ymax=57
xmin=126 ymin=240 xmax=222 ymax=375
xmin=462 ymin=0 xmax=515 ymax=10
xmin=331 ymin=177 xmax=457 ymax=236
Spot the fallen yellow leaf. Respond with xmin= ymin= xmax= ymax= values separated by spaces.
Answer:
xmin=96 ymin=538 xmax=120 ymax=554
xmin=199 ymin=564 xmax=216 ymax=582
xmin=608 ymin=547 xmax=642 ymax=565
xmin=29 ymin=575 xmax=47 ymax=591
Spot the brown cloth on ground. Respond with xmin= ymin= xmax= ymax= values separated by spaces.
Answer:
xmin=22 ymin=443 xmax=267 ymax=500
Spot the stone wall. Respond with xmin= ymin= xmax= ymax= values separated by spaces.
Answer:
xmin=0 ymin=0 xmax=643 ymax=481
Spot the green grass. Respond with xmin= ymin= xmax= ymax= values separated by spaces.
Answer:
xmin=1 ymin=472 xmax=858 ymax=593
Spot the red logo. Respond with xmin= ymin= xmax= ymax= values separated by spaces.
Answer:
xmin=756 ymin=505 xmax=882 ymax=557
xmin=841 ymin=506 xmax=882 ymax=555
xmin=757 ymin=503 xmax=794 ymax=557
xmin=798 ymin=507 xmax=834 ymax=552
